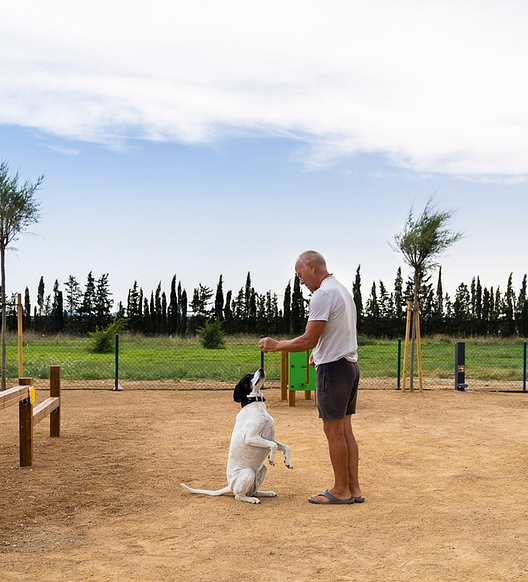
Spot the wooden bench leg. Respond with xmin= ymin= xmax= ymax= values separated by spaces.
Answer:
xmin=19 ymin=401 xmax=33 ymax=467
xmin=50 ymin=365 xmax=61 ymax=437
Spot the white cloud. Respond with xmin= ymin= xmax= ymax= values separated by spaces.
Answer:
xmin=1 ymin=0 xmax=528 ymax=179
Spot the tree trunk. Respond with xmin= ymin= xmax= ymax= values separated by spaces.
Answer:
xmin=1 ymin=246 xmax=6 ymax=390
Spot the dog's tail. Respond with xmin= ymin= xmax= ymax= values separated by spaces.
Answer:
xmin=181 ymin=483 xmax=232 ymax=496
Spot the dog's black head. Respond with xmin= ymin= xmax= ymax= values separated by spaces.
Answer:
xmin=233 ymin=368 xmax=265 ymax=407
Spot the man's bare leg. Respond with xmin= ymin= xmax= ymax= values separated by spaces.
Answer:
xmin=344 ymin=415 xmax=362 ymax=499
xmin=309 ymin=418 xmax=353 ymax=503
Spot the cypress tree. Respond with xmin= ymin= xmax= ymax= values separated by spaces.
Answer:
xmin=517 ymin=274 xmax=528 ymax=337
xmin=291 ymin=275 xmax=305 ymax=335
xmin=51 ymin=279 xmax=64 ymax=332
xmin=353 ymin=265 xmax=363 ymax=331
xmin=168 ymin=276 xmax=179 ymax=335
xmin=95 ymin=274 xmax=113 ymax=328
xmin=214 ymin=275 xmax=224 ymax=321
xmin=24 ymin=287 xmax=31 ymax=331
xmin=283 ymin=282 xmax=292 ymax=334
xmin=503 ymin=274 xmax=515 ymax=336
xmin=81 ymin=272 xmax=97 ymax=331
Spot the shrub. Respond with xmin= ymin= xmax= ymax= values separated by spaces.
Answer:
xmin=88 ymin=319 xmax=126 ymax=354
xmin=197 ymin=320 xmax=226 ymax=349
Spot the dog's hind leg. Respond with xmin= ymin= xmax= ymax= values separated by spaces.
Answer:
xmin=252 ymin=464 xmax=276 ymax=499
xmin=230 ymin=468 xmax=262 ymax=504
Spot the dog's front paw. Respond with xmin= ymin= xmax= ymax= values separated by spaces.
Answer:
xmin=268 ymin=455 xmax=275 ymax=466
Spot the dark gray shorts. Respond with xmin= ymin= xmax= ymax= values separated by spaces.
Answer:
xmin=316 ymin=358 xmax=360 ymax=420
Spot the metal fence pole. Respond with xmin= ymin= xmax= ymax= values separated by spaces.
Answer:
xmin=397 ymin=338 xmax=402 ymax=390
xmin=113 ymin=334 xmax=120 ymax=391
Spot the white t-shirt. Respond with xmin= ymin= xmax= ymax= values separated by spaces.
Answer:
xmin=308 ymin=275 xmax=358 ymax=366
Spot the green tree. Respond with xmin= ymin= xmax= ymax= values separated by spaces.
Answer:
xmin=168 ymin=276 xmax=179 ymax=335
xmin=453 ymin=282 xmax=471 ymax=334
xmin=503 ymin=273 xmax=516 ymax=336
xmin=23 ymin=287 xmax=31 ymax=331
xmin=283 ymin=281 xmax=292 ymax=334
xmin=223 ymin=290 xmax=233 ymax=333
xmin=214 ymin=275 xmax=224 ymax=321
xmin=33 ymin=276 xmax=44 ymax=332
xmin=81 ymin=271 xmax=97 ymax=330
xmin=51 ymin=279 xmax=64 ymax=332
xmin=364 ymin=281 xmax=380 ymax=336
xmin=517 ymin=274 xmax=528 ymax=337
xmin=291 ymin=275 xmax=305 ymax=335
xmin=392 ymin=197 xmax=463 ymax=390
xmin=0 ymin=162 xmax=43 ymax=389
xmin=191 ymin=284 xmax=213 ymax=331
xmin=95 ymin=274 xmax=113 ymax=329
xmin=430 ymin=267 xmax=444 ymax=334
xmin=178 ymin=282 xmax=187 ymax=336
xmin=393 ymin=267 xmax=404 ymax=331
xmin=352 ymin=265 xmax=363 ymax=332
xmin=64 ymin=275 xmax=82 ymax=319
xmin=127 ymin=281 xmax=143 ymax=332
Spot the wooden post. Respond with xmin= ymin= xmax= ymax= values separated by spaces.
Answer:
xmin=50 ymin=365 xmax=61 ymax=437
xmin=402 ymin=301 xmax=412 ymax=392
xmin=18 ymin=377 xmax=33 ymax=467
xmin=305 ymin=351 xmax=311 ymax=399
xmin=280 ymin=352 xmax=288 ymax=401
xmin=17 ymin=293 xmax=23 ymax=378
xmin=416 ymin=308 xmax=423 ymax=392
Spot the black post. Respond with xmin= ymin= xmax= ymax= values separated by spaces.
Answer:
xmin=113 ymin=334 xmax=121 ymax=391
xmin=455 ymin=341 xmax=468 ymax=391
xmin=260 ymin=335 xmax=265 ymax=371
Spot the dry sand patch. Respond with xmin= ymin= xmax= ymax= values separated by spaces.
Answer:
xmin=1 ymin=387 xmax=528 ymax=581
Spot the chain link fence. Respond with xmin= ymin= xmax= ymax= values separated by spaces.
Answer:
xmin=4 ymin=333 xmax=527 ymax=393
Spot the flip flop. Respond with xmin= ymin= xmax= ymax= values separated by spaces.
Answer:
xmin=308 ymin=490 xmax=355 ymax=505
xmin=352 ymin=497 xmax=365 ymax=503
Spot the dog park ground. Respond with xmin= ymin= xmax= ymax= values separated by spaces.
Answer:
xmin=1 ymin=385 xmax=528 ymax=581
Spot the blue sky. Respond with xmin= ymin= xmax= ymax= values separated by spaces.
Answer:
xmin=2 ymin=0 xmax=527 ymax=310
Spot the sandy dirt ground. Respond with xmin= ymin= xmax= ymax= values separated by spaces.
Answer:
xmin=1 ymin=384 xmax=528 ymax=582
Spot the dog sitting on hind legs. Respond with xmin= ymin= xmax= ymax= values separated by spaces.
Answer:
xmin=181 ymin=368 xmax=293 ymax=504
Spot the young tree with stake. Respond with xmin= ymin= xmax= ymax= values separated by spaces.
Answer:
xmin=0 ymin=161 xmax=43 ymax=390
xmin=392 ymin=197 xmax=463 ymax=390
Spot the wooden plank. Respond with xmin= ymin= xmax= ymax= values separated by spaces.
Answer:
xmin=0 ymin=386 xmax=29 ymax=411
xmin=33 ymin=397 xmax=59 ymax=425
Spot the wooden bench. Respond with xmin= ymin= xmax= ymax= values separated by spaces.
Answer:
xmin=1 ymin=366 xmax=61 ymax=467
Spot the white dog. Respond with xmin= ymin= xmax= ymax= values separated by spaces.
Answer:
xmin=181 ymin=368 xmax=293 ymax=504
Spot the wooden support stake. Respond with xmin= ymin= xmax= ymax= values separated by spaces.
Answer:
xmin=402 ymin=301 xmax=412 ymax=392
xmin=17 ymin=293 xmax=23 ymax=378
xmin=416 ymin=308 xmax=423 ymax=392
xmin=305 ymin=350 xmax=311 ymax=399
xmin=18 ymin=377 xmax=33 ymax=467
xmin=280 ymin=352 xmax=288 ymax=401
